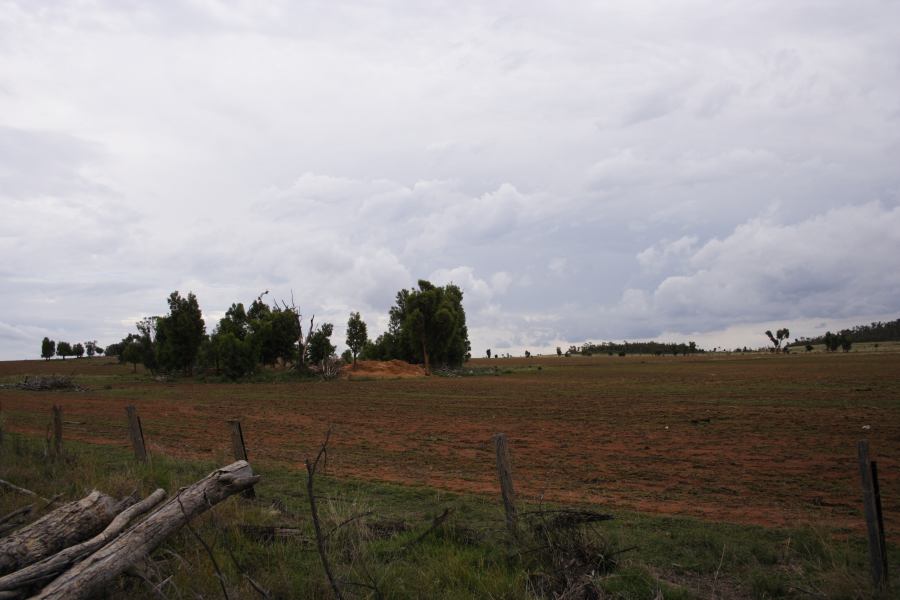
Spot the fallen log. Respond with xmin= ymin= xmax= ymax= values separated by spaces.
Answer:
xmin=34 ymin=460 xmax=259 ymax=600
xmin=0 ymin=491 xmax=126 ymax=575
xmin=0 ymin=489 xmax=166 ymax=592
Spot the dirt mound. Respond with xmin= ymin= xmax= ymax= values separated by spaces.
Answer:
xmin=341 ymin=359 xmax=426 ymax=379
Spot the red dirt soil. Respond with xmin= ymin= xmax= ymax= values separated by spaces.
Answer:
xmin=1 ymin=353 xmax=898 ymax=540
xmin=341 ymin=360 xmax=426 ymax=379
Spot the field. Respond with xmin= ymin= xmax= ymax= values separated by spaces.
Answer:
xmin=1 ymin=351 xmax=897 ymax=542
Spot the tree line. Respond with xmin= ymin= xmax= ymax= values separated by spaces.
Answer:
xmin=572 ymin=340 xmax=701 ymax=356
xmin=40 ymin=338 xmax=103 ymax=360
xmin=63 ymin=280 xmax=469 ymax=379
xmin=791 ymin=318 xmax=900 ymax=349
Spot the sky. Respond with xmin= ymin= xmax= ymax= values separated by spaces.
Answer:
xmin=2 ymin=0 xmax=899 ymax=360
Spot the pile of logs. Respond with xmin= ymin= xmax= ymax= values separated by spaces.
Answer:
xmin=5 ymin=376 xmax=81 ymax=392
xmin=0 ymin=460 xmax=258 ymax=599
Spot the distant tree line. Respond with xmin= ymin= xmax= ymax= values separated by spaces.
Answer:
xmin=97 ymin=280 xmax=469 ymax=379
xmin=790 ymin=318 xmax=900 ymax=349
xmin=575 ymin=340 xmax=701 ymax=356
xmin=41 ymin=338 xmax=103 ymax=360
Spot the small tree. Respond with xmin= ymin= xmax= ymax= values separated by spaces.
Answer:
xmin=345 ymin=312 xmax=368 ymax=368
xmin=73 ymin=343 xmax=85 ymax=358
xmin=805 ymin=344 xmax=814 ymax=352
xmin=524 ymin=350 xmax=531 ymax=358
xmin=486 ymin=349 xmax=491 ymax=359
xmin=556 ymin=347 xmax=562 ymax=357
xmin=41 ymin=337 xmax=55 ymax=360
xmin=307 ymin=323 xmax=336 ymax=365
xmin=841 ymin=337 xmax=852 ymax=352
xmin=56 ymin=341 xmax=72 ymax=360
xmin=765 ymin=328 xmax=790 ymax=352
xmin=85 ymin=340 xmax=98 ymax=358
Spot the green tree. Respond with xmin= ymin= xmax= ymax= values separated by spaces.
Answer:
xmin=387 ymin=280 xmax=469 ymax=374
xmin=85 ymin=340 xmax=98 ymax=358
xmin=250 ymin=306 xmax=299 ymax=367
xmin=765 ymin=328 xmax=790 ymax=352
xmin=217 ymin=332 xmax=258 ymax=380
xmin=306 ymin=323 xmax=335 ymax=365
xmin=135 ymin=317 xmax=160 ymax=373
xmin=41 ymin=337 xmax=55 ymax=360
xmin=56 ymin=341 xmax=72 ymax=360
xmin=121 ymin=336 xmax=142 ymax=372
xmin=155 ymin=291 xmax=206 ymax=376
xmin=73 ymin=342 xmax=85 ymax=358
xmin=345 ymin=312 xmax=368 ymax=367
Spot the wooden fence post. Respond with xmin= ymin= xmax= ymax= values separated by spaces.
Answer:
xmin=493 ymin=433 xmax=518 ymax=538
xmin=858 ymin=440 xmax=888 ymax=590
xmin=51 ymin=405 xmax=63 ymax=458
xmin=125 ymin=406 xmax=149 ymax=464
xmin=227 ymin=420 xmax=255 ymax=498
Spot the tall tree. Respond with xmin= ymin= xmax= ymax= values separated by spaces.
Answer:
xmin=41 ymin=337 xmax=55 ymax=360
xmin=345 ymin=312 xmax=368 ymax=367
xmin=155 ymin=291 xmax=206 ymax=376
xmin=73 ymin=342 xmax=85 ymax=358
xmin=384 ymin=280 xmax=470 ymax=374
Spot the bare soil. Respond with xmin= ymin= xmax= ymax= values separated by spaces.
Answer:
xmin=1 ymin=353 xmax=897 ymax=540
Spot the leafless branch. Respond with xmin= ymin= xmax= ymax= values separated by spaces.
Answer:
xmin=306 ymin=428 xmax=343 ymax=600
xmin=177 ymin=493 xmax=230 ymax=600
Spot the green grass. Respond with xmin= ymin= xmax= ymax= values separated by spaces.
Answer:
xmin=0 ymin=432 xmax=893 ymax=599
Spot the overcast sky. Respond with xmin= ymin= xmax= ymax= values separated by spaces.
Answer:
xmin=2 ymin=1 xmax=899 ymax=360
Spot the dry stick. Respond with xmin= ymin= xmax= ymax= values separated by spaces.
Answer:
xmin=0 ymin=505 xmax=33 ymax=529
xmin=306 ymin=428 xmax=343 ymax=600
xmin=176 ymin=494 xmax=230 ymax=600
xmin=0 ymin=479 xmax=49 ymax=504
xmin=871 ymin=461 xmax=889 ymax=585
xmin=858 ymin=440 xmax=887 ymax=590
xmin=0 ymin=489 xmax=166 ymax=591
xmin=323 ymin=511 xmax=375 ymax=541
xmin=51 ymin=405 xmax=63 ymax=458
xmin=226 ymin=420 xmax=255 ymax=499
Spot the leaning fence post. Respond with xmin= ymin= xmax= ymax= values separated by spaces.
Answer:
xmin=51 ymin=405 xmax=63 ymax=458
xmin=227 ymin=420 xmax=255 ymax=498
xmin=858 ymin=440 xmax=888 ymax=590
xmin=125 ymin=405 xmax=149 ymax=463
xmin=493 ymin=433 xmax=518 ymax=538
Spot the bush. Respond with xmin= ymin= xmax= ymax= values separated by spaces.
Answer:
xmin=218 ymin=333 xmax=257 ymax=380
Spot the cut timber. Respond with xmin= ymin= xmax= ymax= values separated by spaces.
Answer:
xmin=34 ymin=461 xmax=259 ymax=600
xmin=0 ymin=489 xmax=166 ymax=592
xmin=0 ymin=492 xmax=123 ymax=576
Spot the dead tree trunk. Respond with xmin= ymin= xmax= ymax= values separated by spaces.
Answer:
xmin=0 ymin=490 xmax=166 ymax=592
xmin=34 ymin=461 xmax=259 ymax=600
xmin=0 ymin=491 xmax=124 ymax=576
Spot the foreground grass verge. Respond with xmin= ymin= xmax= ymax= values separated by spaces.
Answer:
xmin=0 ymin=433 xmax=892 ymax=599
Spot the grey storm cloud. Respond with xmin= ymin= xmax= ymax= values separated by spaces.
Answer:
xmin=1 ymin=0 xmax=899 ymax=360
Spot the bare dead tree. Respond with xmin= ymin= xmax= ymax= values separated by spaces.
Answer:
xmin=279 ymin=291 xmax=316 ymax=370
xmin=305 ymin=428 xmax=343 ymax=600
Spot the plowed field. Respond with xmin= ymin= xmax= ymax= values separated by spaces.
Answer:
xmin=1 ymin=352 xmax=897 ymax=539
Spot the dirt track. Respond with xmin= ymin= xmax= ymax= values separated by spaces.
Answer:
xmin=1 ymin=353 xmax=897 ymax=538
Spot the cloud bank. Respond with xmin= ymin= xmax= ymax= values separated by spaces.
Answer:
xmin=1 ymin=1 xmax=899 ymax=359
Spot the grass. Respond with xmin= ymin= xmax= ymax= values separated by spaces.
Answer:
xmin=1 ymin=432 xmax=894 ymax=599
